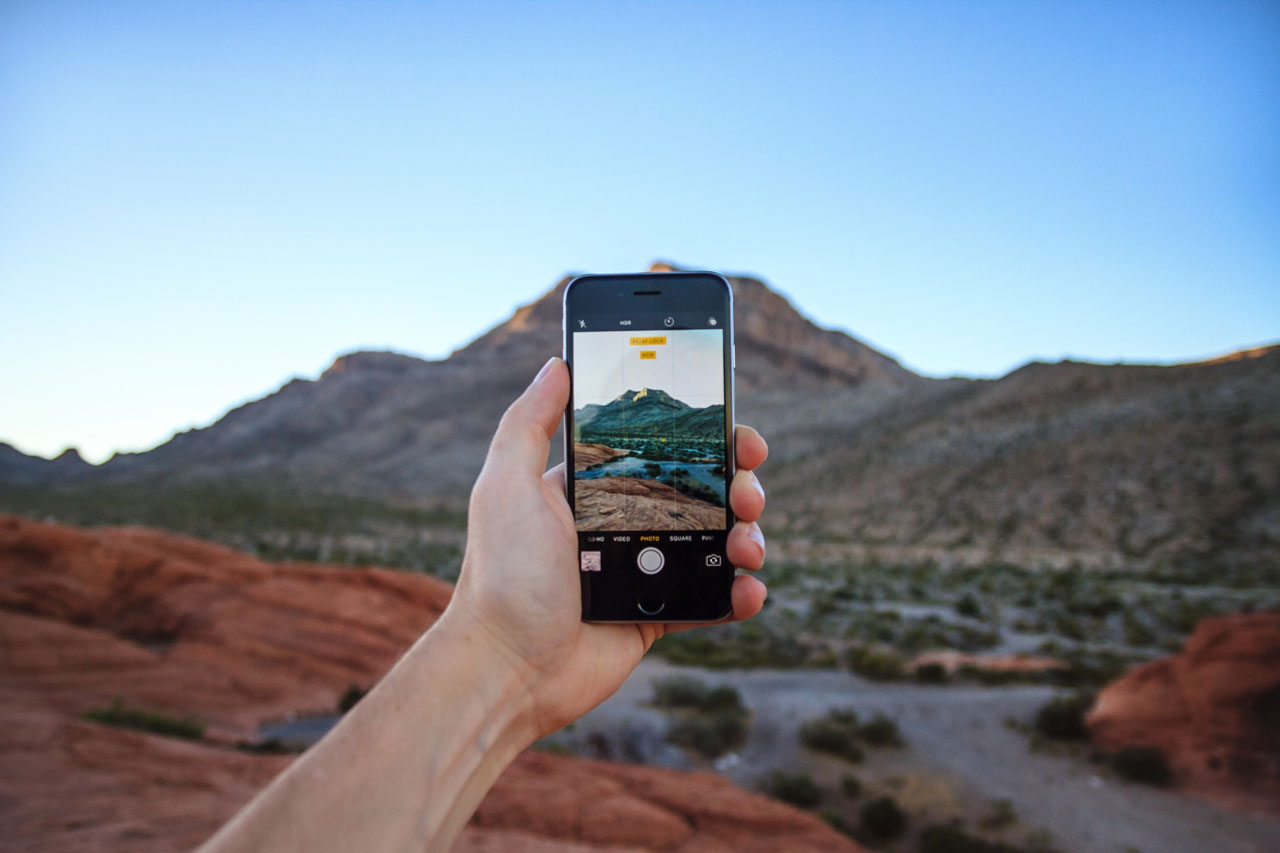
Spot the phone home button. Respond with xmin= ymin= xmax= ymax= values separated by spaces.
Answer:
xmin=637 ymin=588 xmax=665 ymax=616
xmin=637 ymin=547 xmax=665 ymax=575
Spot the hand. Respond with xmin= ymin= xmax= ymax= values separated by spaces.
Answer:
xmin=449 ymin=357 xmax=769 ymax=737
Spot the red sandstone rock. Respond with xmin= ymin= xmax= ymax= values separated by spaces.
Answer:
xmin=1087 ymin=611 xmax=1280 ymax=813
xmin=0 ymin=516 xmax=864 ymax=851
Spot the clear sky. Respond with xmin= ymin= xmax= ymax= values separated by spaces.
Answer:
xmin=2 ymin=0 xmax=1277 ymax=463
xmin=572 ymin=329 xmax=724 ymax=408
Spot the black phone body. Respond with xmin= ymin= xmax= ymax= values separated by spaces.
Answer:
xmin=563 ymin=272 xmax=736 ymax=623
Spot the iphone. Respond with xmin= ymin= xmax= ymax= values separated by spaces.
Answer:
xmin=563 ymin=272 xmax=736 ymax=622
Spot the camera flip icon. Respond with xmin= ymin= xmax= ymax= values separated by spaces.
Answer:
xmin=705 ymin=554 xmax=722 ymax=567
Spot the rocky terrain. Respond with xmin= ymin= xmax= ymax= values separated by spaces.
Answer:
xmin=2 ymin=263 xmax=1276 ymax=572
xmin=1088 ymin=611 xmax=1280 ymax=813
xmin=0 ymin=515 xmax=860 ymax=852
xmin=573 ymin=476 xmax=725 ymax=531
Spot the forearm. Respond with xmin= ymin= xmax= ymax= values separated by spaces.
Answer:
xmin=201 ymin=607 xmax=538 ymax=852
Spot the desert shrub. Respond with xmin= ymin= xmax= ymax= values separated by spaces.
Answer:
xmin=82 ymin=699 xmax=205 ymax=741
xmin=338 ymin=684 xmax=367 ymax=713
xmin=651 ymin=677 xmax=744 ymax=714
xmin=704 ymin=684 xmax=746 ymax=713
xmin=916 ymin=662 xmax=949 ymax=684
xmin=666 ymin=709 xmax=748 ymax=759
xmin=859 ymin=713 xmax=904 ymax=747
xmin=859 ymin=795 xmax=907 ymax=840
xmin=820 ymin=808 xmax=855 ymax=836
xmin=652 ymin=621 xmax=811 ymax=668
xmin=919 ymin=825 xmax=1026 ymax=853
xmin=798 ymin=708 xmax=864 ymax=762
xmin=652 ymin=676 xmax=713 ymax=708
xmin=764 ymin=771 xmax=821 ymax=808
xmin=1110 ymin=746 xmax=1173 ymax=787
xmin=1034 ymin=693 xmax=1092 ymax=740
xmin=805 ymin=647 xmax=841 ymax=669
xmin=848 ymin=645 xmax=906 ymax=681
xmin=956 ymin=592 xmax=982 ymax=618
xmin=978 ymin=798 xmax=1018 ymax=831
xmin=840 ymin=773 xmax=862 ymax=799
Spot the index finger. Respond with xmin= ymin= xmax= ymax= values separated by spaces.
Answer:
xmin=734 ymin=425 xmax=768 ymax=471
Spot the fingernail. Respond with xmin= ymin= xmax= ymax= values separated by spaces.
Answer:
xmin=748 ymin=521 xmax=766 ymax=555
xmin=750 ymin=471 xmax=765 ymax=500
xmin=533 ymin=357 xmax=556 ymax=384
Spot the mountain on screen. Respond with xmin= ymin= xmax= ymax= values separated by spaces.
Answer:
xmin=575 ymin=388 xmax=724 ymax=440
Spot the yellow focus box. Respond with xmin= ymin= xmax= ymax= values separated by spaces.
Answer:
xmin=639 ymin=351 xmax=656 ymax=360
xmin=629 ymin=336 xmax=667 ymax=346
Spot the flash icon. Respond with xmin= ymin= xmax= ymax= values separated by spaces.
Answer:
xmin=578 ymin=319 xmax=586 ymax=328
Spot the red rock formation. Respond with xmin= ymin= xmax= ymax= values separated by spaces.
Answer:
xmin=0 ymin=516 xmax=862 ymax=851
xmin=1087 ymin=611 xmax=1280 ymax=813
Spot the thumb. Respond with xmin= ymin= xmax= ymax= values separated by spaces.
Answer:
xmin=486 ymin=357 xmax=570 ymax=478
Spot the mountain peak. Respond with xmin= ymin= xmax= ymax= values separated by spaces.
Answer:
xmin=52 ymin=447 xmax=87 ymax=465
xmin=618 ymin=387 xmax=676 ymax=404
xmin=454 ymin=262 xmax=921 ymax=392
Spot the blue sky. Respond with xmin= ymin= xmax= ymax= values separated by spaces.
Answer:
xmin=2 ymin=0 xmax=1277 ymax=463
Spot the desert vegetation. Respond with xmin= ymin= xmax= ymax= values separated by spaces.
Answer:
xmin=650 ymin=676 xmax=750 ymax=760
xmin=649 ymin=556 xmax=1278 ymax=692
xmin=82 ymin=699 xmax=206 ymax=741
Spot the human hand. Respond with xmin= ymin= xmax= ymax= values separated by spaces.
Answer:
xmin=448 ymin=357 xmax=769 ymax=738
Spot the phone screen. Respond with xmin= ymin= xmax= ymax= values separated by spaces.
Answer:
xmin=565 ymin=273 xmax=734 ymax=622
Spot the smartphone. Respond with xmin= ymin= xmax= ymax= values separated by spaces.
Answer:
xmin=563 ymin=271 xmax=736 ymax=622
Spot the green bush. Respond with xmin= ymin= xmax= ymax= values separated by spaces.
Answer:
xmin=82 ymin=699 xmax=205 ymax=741
xmin=704 ymin=685 xmax=746 ymax=713
xmin=666 ymin=709 xmax=748 ymax=759
xmin=859 ymin=713 xmax=904 ymax=747
xmin=652 ymin=676 xmax=713 ymax=708
xmin=1034 ymin=693 xmax=1093 ymax=740
xmin=651 ymin=677 xmax=745 ymax=714
xmin=915 ymin=662 xmax=949 ymax=684
xmin=848 ymin=645 xmax=906 ymax=681
xmin=764 ymin=771 xmax=821 ymax=809
xmin=859 ymin=796 xmax=907 ymax=840
xmin=919 ymin=825 xmax=1026 ymax=853
xmin=798 ymin=708 xmax=865 ymax=762
xmin=840 ymin=773 xmax=862 ymax=799
xmin=820 ymin=808 xmax=855 ymax=836
xmin=956 ymin=592 xmax=982 ymax=618
xmin=1111 ymin=746 xmax=1173 ymax=787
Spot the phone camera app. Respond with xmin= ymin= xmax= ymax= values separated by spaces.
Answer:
xmin=705 ymin=554 xmax=722 ymax=567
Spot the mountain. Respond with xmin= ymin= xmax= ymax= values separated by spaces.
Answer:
xmin=3 ymin=263 xmax=1277 ymax=571
xmin=9 ymin=263 xmax=921 ymax=497
xmin=576 ymin=387 xmax=725 ymax=439
xmin=767 ymin=345 xmax=1280 ymax=572
xmin=0 ymin=444 xmax=90 ymax=486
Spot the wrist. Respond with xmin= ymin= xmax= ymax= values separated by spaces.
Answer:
xmin=372 ymin=603 xmax=542 ymax=848
xmin=425 ymin=602 xmax=542 ymax=750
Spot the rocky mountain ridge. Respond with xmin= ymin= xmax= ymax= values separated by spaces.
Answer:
xmin=2 ymin=262 xmax=1277 ymax=571
xmin=577 ymin=387 xmax=724 ymax=438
